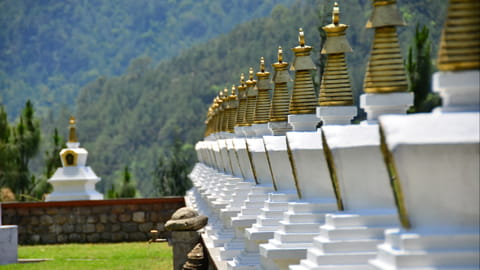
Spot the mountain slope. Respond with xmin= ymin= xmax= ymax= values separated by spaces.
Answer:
xmin=0 ymin=0 xmax=294 ymax=119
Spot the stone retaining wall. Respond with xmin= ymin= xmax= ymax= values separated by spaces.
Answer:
xmin=1 ymin=197 xmax=185 ymax=245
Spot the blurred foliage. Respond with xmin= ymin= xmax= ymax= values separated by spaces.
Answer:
xmin=0 ymin=0 xmax=294 ymax=120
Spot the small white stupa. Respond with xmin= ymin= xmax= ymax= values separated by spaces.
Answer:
xmin=45 ymin=116 xmax=103 ymax=201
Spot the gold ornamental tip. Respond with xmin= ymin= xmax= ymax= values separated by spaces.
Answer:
xmin=68 ymin=116 xmax=78 ymax=143
xmin=332 ymin=2 xmax=340 ymax=25
xmin=257 ymin=57 xmax=271 ymax=79
xmin=278 ymin=46 xmax=283 ymax=63
xmin=230 ymin=84 xmax=237 ymax=97
xmin=298 ymin=28 xmax=305 ymax=47
xmin=246 ymin=67 xmax=257 ymax=86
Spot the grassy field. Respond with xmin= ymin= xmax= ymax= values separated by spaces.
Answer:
xmin=0 ymin=242 xmax=172 ymax=270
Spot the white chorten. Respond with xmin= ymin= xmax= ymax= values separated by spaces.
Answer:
xmin=45 ymin=116 xmax=103 ymax=201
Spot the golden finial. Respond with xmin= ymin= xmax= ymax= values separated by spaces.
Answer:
xmin=270 ymin=46 xmax=292 ymax=122
xmin=245 ymin=67 xmax=258 ymax=126
xmin=437 ymin=0 xmax=480 ymax=71
xmin=260 ymin=57 xmax=265 ymax=73
xmin=318 ymin=2 xmax=354 ymax=106
xmin=332 ymin=2 xmax=340 ymax=25
xmin=254 ymin=57 xmax=272 ymax=124
xmin=290 ymin=28 xmax=317 ymax=115
xmin=363 ymin=0 xmax=408 ymax=93
xmin=278 ymin=46 xmax=283 ymax=63
xmin=68 ymin=116 xmax=78 ymax=143
xmin=235 ymin=73 xmax=248 ymax=127
xmin=298 ymin=28 xmax=305 ymax=47
xmin=247 ymin=67 xmax=255 ymax=83
xmin=226 ymin=84 xmax=238 ymax=133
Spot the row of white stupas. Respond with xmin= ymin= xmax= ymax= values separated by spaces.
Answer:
xmin=185 ymin=1 xmax=479 ymax=269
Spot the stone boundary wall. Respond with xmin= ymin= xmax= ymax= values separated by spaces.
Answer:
xmin=1 ymin=197 xmax=185 ymax=245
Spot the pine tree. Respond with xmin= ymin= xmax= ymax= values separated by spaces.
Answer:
xmin=406 ymin=24 xmax=441 ymax=112
xmin=10 ymin=100 xmax=41 ymax=199
xmin=153 ymin=138 xmax=193 ymax=196
xmin=119 ymin=166 xmax=136 ymax=198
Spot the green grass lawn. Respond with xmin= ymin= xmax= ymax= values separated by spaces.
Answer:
xmin=0 ymin=242 xmax=172 ymax=270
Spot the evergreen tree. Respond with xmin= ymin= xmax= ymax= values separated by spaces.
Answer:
xmin=0 ymin=106 xmax=12 ymax=187
xmin=30 ymin=128 xmax=64 ymax=199
xmin=153 ymin=138 xmax=193 ymax=196
xmin=119 ymin=166 xmax=136 ymax=198
xmin=406 ymin=24 xmax=441 ymax=112
xmin=10 ymin=101 xmax=41 ymax=199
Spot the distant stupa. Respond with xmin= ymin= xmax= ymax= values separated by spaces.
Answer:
xmin=45 ymin=116 xmax=103 ymax=201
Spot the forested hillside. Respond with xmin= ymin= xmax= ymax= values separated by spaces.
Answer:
xmin=74 ymin=0 xmax=448 ymax=196
xmin=0 ymin=0 xmax=293 ymax=120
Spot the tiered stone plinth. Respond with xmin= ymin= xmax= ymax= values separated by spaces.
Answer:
xmin=292 ymin=209 xmax=397 ymax=270
xmin=291 ymin=125 xmax=400 ymax=269
xmin=433 ymin=71 xmax=479 ymax=113
xmin=316 ymin=106 xmax=357 ymax=125
xmin=288 ymin=114 xmax=319 ymax=131
xmin=369 ymin=113 xmax=479 ymax=269
xmin=260 ymin=132 xmax=338 ymax=270
xmin=360 ymin=92 xmax=413 ymax=124
xmin=220 ymin=138 xmax=276 ymax=261
xmin=268 ymin=121 xmax=291 ymax=136
xmin=229 ymin=135 xmax=299 ymax=269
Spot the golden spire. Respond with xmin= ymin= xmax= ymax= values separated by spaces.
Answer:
xmin=221 ymin=88 xmax=230 ymax=132
xmin=235 ymin=73 xmax=248 ymax=127
xmin=227 ymin=84 xmax=238 ymax=133
xmin=318 ymin=2 xmax=354 ymax=106
xmin=363 ymin=0 xmax=408 ymax=93
xmin=254 ymin=57 xmax=272 ymax=124
xmin=244 ymin=67 xmax=258 ymax=126
xmin=289 ymin=28 xmax=317 ymax=114
xmin=437 ymin=0 xmax=480 ymax=71
xmin=270 ymin=46 xmax=292 ymax=122
xmin=68 ymin=116 xmax=78 ymax=143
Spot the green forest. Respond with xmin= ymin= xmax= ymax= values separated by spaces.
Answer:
xmin=1 ymin=0 xmax=448 ymax=199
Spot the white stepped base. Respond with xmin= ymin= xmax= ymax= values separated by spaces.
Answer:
xmin=219 ymin=238 xmax=245 ymax=260
xmin=230 ymin=191 xmax=298 ymax=270
xmin=258 ymin=200 xmax=338 ymax=270
xmin=228 ymin=250 xmax=263 ymax=270
xmin=291 ymin=209 xmax=399 ymax=269
xmin=369 ymin=228 xmax=480 ymax=269
xmin=245 ymin=191 xmax=298 ymax=241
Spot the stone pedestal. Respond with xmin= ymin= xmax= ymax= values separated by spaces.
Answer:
xmin=0 ymin=225 xmax=17 ymax=265
xmin=0 ymin=205 xmax=17 ymax=266
xmin=360 ymin=92 xmax=413 ymax=124
xmin=369 ymin=113 xmax=480 ymax=269
xmin=316 ymin=106 xmax=357 ymax=125
xmin=288 ymin=114 xmax=319 ymax=131
xmin=171 ymin=231 xmax=201 ymax=270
